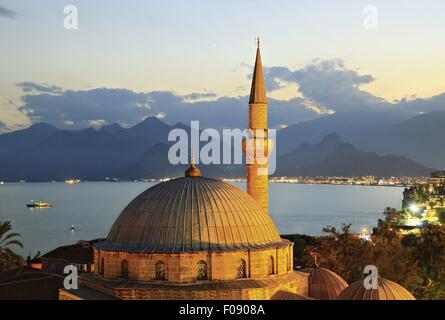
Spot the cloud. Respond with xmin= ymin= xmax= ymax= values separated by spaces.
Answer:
xmin=143 ymin=91 xmax=318 ymax=129
xmin=262 ymin=58 xmax=445 ymax=119
xmin=183 ymin=92 xmax=217 ymax=101
xmin=0 ymin=120 xmax=8 ymax=133
xmin=17 ymin=87 xmax=152 ymax=129
xmin=88 ymin=119 xmax=107 ymax=127
xmin=264 ymin=59 xmax=388 ymax=114
xmin=0 ymin=4 xmax=16 ymax=19
xmin=16 ymin=59 xmax=445 ymax=131
xmin=16 ymin=84 xmax=320 ymax=130
xmin=155 ymin=112 xmax=166 ymax=119
xmin=16 ymin=82 xmax=64 ymax=94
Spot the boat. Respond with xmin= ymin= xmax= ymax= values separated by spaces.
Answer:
xmin=26 ymin=200 xmax=52 ymax=208
xmin=65 ymin=179 xmax=81 ymax=185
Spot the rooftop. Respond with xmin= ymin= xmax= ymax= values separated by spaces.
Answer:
xmin=97 ymin=176 xmax=284 ymax=253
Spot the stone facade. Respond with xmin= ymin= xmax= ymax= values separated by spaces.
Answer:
xmin=60 ymin=270 xmax=308 ymax=300
xmin=94 ymin=242 xmax=293 ymax=283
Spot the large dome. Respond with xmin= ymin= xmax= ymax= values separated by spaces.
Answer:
xmin=96 ymin=176 xmax=284 ymax=253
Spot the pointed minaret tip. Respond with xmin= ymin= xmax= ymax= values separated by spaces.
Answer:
xmin=249 ymin=39 xmax=267 ymax=104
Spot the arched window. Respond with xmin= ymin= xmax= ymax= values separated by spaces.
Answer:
xmin=121 ymin=260 xmax=129 ymax=279
xmin=236 ymin=259 xmax=247 ymax=279
xmin=155 ymin=261 xmax=166 ymax=280
xmin=100 ymin=257 xmax=105 ymax=276
xmin=197 ymin=260 xmax=208 ymax=280
xmin=268 ymin=256 xmax=275 ymax=275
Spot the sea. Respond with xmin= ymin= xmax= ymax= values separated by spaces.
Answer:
xmin=0 ymin=182 xmax=404 ymax=256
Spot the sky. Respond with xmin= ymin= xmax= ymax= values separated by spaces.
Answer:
xmin=1 ymin=0 xmax=445 ymax=131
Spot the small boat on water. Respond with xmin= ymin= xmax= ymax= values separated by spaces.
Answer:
xmin=65 ymin=179 xmax=81 ymax=185
xmin=26 ymin=200 xmax=52 ymax=208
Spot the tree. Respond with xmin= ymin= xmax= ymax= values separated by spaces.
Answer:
xmin=307 ymin=223 xmax=422 ymax=294
xmin=382 ymin=207 xmax=404 ymax=226
xmin=307 ymin=224 xmax=373 ymax=282
xmin=0 ymin=221 xmax=25 ymax=272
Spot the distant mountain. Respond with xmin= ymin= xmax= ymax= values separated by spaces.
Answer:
xmin=276 ymin=110 xmax=408 ymax=156
xmin=116 ymin=143 xmax=241 ymax=179
xmin=276 ymin=110 xmax=445 ymax=169
xmin=0 ymin=118 xmax=186 ymax=181
xmin=276 ymin=133 xmax=433 ymax=177
xmin=0 ymin=118 xmax=243 ymax=181
xmin=362 ymin=111 xmax=445 ymax=168
xmin=0 ymin=112 xmax=440 ymax=180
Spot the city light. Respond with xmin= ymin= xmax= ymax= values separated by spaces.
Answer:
xmin=406 ymin=217 xmax=422 ymax=227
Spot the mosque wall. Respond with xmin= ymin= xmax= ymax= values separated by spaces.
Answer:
xmin=94 ymin=243 xmax=293 ymax=283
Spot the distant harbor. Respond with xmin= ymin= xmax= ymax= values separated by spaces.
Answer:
xmin=230 ymin=176 xmax=428 ymax=187
xmin=0 ymin=175 xmax=428 ymax=187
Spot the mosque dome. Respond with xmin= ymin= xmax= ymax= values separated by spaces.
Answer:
xmin=336 ymin=277 xmax=415 ymax=300
xmin=271 ymin=290 xmax=315 ymax=300
xmin=96 ymin=172 xmax=284 ymax=253
xmin=301 ymin=267 xmax=348 ymax=300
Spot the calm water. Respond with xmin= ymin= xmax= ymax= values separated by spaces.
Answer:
xmin=0 ymin=182 xmax=404 ymax=256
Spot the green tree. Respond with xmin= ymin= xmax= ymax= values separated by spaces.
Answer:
xmin=307 ymin=224 xmax=373 ymax=282
xmin=307 ymin=223 xmax=422 ymax=295
xmin=382 ymin=207 xmax=403 ymax=226
xmin=0 ymin=221 xmax=25 ymax=272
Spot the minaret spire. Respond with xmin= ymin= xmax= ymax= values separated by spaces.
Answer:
xmin=244 ymin=40 xmax=271 ymax=215
xmin=249 ymin=38 xmax=267 ymax=104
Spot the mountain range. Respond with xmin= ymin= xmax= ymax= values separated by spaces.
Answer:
xmin=275 ymin=133 xmax=432 ymax=177
xmin=277 ymin=110 xmax=445 ymax=169
xmin=0 ymin=110 xmax=442 ymax=181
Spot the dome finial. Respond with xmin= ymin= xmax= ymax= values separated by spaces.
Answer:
xmin=185 ymin=149 xmax=201 ymax=177
xmin=309 ymin=251 xmax=320 ymax=268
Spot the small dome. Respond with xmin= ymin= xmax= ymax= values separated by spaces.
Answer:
xmin=96 ymin=176 xmax=284 ymax=253
xmin=336 ymin=277 xmax=415 ymax=300
xmin=271 ymin=290 xmax=315 ymax=300
xmin=301 ymin=267 xmax=348 ymax=300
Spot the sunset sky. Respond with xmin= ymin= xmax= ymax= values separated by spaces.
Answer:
xmin=1 ymin=0 xmax=445 ymax=131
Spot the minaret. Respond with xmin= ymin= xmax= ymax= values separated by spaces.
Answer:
xmin=244 ymin=39 xmax=271 ymax=215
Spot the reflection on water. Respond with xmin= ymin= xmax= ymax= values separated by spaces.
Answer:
xmin=0 ymin=182 xmax=403 ymax=256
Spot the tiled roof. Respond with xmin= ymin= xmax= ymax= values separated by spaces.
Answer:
xmin=0 ymin=267 xmax=63 ymax=300
xmin=97 ymin=177 xmax=283 ymax=253
xmin=41 ymin=240 xmax=103 ymax=264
